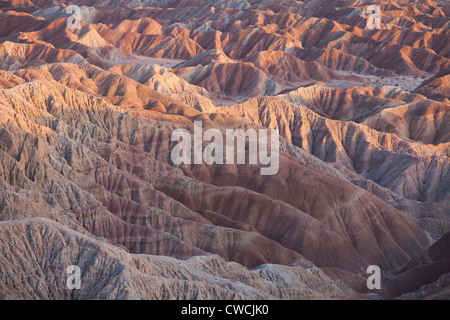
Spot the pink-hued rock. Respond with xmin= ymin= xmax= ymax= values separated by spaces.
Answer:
xmin=0 ymin=0 xmax=449 ymax=300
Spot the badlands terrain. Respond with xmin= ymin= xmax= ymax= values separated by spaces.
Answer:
xmin=0 ymin=0 xmax=449 ymax=300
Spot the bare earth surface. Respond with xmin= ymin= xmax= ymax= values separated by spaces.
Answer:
xmin=0 ymin=0 xmax=449 ymax=300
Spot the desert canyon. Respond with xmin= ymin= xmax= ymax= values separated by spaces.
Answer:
xmin=0 ymin=0 xmax=449 ymax=300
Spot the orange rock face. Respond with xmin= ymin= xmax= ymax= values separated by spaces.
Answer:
xmin=0 ymin=0 xmax=448 ymax=300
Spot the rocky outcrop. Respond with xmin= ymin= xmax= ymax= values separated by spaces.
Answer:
xmin=0 ymin=0 xmax=449 ymax=300
xmin=414 ymin=67 xmax=450 ymax=102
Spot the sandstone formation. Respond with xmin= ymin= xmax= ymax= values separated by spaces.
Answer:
xmin=0 ymin=0 xmax=448 ymax=300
